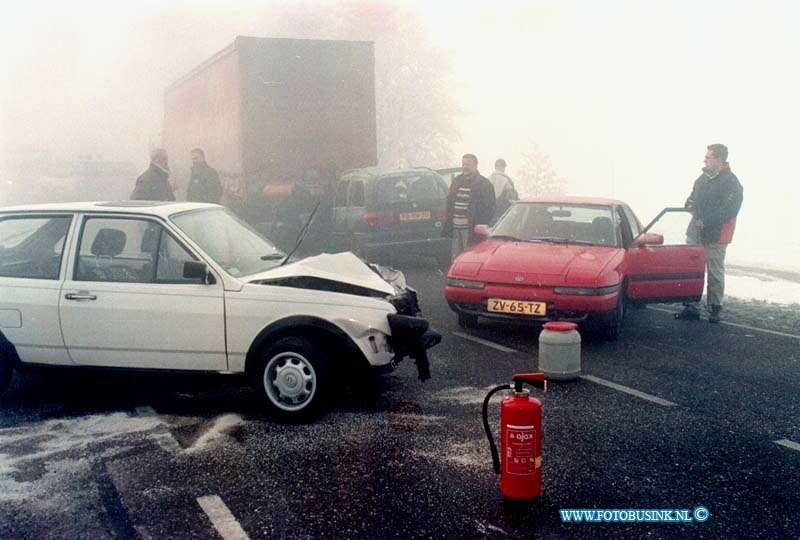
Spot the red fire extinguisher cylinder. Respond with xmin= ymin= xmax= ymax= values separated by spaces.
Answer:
xmin=482 ymin=373 xmax=547 ymax=500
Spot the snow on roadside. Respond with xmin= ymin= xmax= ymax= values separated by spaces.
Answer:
xmin=184 ymin=413 xmax=244 ymax=453
xmin=0 ymin=413 xmax=162 ymax=503
xmin=726 ymin=273 xmax=800 ymax=305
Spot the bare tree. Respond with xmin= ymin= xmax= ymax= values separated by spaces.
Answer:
xmin=515 ymin=143 xmax=567 ymax=197
xmin=266 ymin=0 xmax=461 ymax=169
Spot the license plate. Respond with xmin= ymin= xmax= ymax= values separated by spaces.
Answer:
xmin=399 ymin=211 xmax=431 ymax=222
xmin=487 ymin=298 xmax=547 ymax=316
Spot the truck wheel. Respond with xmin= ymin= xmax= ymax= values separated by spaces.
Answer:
xmin=0 ymin=352 xmax=12 ymax=396
xmin=458 ymin=312 xmax=479 ymax=329
xmin=254 ymin=337 xmax=331 ymax=422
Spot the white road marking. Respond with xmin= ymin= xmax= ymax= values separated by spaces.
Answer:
xmin=774 ymin=439 xmax=800 ymax=452
xmin=649 ymin=306 xmax=800 ymax=339
xmin=132 ymin=407 xmax=182 ymax=452
xmin=152 ymin=432 xmax=182 ymax=453
xmin=581 ymin=375 xmax=678 ymax=407
xmin=475 ymin=520 xmax=508 ymax=535
xmin=197 ymin=495 xmax=250 ymax=540
xmin=454 ymin=332 xmax=516 ymax=353
xmin=134 ymin=406 xmax=157 ymax=416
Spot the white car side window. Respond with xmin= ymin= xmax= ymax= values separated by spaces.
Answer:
xmin=76 ymin=218 xmax=200 ymax=284
xmin=155 ymin=232 xmax=200 ymax=283
xmin=0 ymin=216 xmax=72 ymax=280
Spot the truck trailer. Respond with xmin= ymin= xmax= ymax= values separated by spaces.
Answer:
xmin=163 ymin=35 xmax=377 ymax=227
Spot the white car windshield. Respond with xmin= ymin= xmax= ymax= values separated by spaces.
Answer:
xmin=171 ymin=208 xmax=285 ymax=276
xmin=491 ymin=202 xmax=619 ymax=247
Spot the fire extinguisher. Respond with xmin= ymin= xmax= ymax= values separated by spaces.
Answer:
xmin=482 ymin=373 xmax=547 ymax=500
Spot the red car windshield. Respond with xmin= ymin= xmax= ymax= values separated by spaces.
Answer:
xmin=491 ymin=203 xmax=619 ymax=247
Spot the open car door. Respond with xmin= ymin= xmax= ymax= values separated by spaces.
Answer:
xmin=625 ymin=207 xmax=706 ymax=304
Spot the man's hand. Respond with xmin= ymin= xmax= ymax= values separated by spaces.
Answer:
xmin=695 ymin=218 xmax=705 ymax=229
xmin=473 ymin=224 xmax=490 ymax=236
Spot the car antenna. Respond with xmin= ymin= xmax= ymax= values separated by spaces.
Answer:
xmin=279 ymin=201 xmax=321 ymax=267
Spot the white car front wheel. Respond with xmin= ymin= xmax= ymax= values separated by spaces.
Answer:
xmin=255 ymin=337 xmax=330 ymax=421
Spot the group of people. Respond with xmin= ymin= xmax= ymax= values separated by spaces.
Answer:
xmin=130 ymin=147 xmax=222 ymax=204
xmin=131 ymin=144 xmax=743 ymax=324
xmin=442 ymin=145 xmax=743 ymax=323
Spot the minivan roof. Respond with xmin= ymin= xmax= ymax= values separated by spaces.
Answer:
xmin=339 ymin=166 xmax=442 ymax=179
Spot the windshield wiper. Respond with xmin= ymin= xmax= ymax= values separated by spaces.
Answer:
xmin=490 ymin=234 xmax=548 ymax=244
xmin=534 ymin=237 xmax=595 ymax=246
xmin=280 ymin=202 xmax=321 ymax=267
xmin=260 ymin=253 xmax=285 ymax=260
xmin=489 ymin=234 xmax=524 ymax=242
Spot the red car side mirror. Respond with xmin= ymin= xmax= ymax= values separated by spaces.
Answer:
xmin=632 ymin=232 xmax=664 ymax=247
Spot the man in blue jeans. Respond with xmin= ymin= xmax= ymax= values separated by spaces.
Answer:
xmin=675 ymin=144 xmax=744 ymax=323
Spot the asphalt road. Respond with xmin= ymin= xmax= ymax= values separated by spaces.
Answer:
xmin=1 ymin=257 xmax=799 ymax=539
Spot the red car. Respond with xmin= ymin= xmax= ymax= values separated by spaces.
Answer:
xmin=444 ymin=197 xmax=706 ymax=339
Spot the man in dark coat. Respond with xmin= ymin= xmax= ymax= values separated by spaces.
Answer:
xmin=675 ymin=143 xmax=743 ymax=323
xmin=443 ymin=153 xmax=496 ymax=258
xmin=186 ymin=148 xmax=223 ymax=203
xmin=130 ymin=148 xmax=175 ymax=201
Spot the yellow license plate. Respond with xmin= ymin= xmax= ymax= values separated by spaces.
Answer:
xmin=487 ymin=298 xmax=547 ymax=316
xmin=399 ymin=211 xmax=431 ymax=222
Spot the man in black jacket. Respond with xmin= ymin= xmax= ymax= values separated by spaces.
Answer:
xmin=130 ymin=148 xmax=175 ymax=201
xmin=187 ymin=148 xmax=223 ymax=204
xmin=443 ymin=153 xmax=495 ymax=258
xmin=675 ymin=144 xmax=743 ymax=323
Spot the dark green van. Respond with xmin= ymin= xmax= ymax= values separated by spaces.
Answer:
xmin=332 ymin=167 xmax=451 ymax=266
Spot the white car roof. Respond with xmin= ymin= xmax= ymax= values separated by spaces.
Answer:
xmin=0 ymin=201 xmax=219 ymax=218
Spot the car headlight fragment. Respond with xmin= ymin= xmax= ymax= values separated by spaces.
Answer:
xmin=446 ymin=278 xmax=486 ymax=289
xmin=553 ymin=284 xmax=620 ymax=296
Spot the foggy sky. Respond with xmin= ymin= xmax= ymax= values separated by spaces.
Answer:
xmin=2 ymin=0 xmax=798 ymax=268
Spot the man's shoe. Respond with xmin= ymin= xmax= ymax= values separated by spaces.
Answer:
xmin=674 ymin=306 xmax=700 ymax=320
xmin=709 ymin=305 xmax=722 ymax=323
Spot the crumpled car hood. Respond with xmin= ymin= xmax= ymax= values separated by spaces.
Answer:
xmin=246 ymin=252 xmax=396 ymax=295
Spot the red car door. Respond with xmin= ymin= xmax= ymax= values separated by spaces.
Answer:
xmin=623 ymin=207 xmax=706 ymax=303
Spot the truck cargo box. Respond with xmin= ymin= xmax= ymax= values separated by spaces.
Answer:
xmin=163 ymin=36 xmax=377 ymax=221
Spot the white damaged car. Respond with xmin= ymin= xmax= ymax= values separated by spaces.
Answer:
xmin=0 ymin=202 xmax=440 ymax=421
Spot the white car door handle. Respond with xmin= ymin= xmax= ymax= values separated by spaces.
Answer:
xmin=65 ymin=293 xmax=97 ymax=301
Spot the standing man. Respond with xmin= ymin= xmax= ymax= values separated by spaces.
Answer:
xmin=489 ymin=158 xmax=518 ymax=221
xmin=130 ymin=148 xmax=175 ymax=201
xmin=186 ymin=148 xmax=223 ymax=203
xmin=443 ymin=153 xmax=496 ymax=258
xmin=675 ymin=144 xmax=743 ymax=323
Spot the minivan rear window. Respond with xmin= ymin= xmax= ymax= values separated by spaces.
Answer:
xmin=376 ymin=174 xmax=443 ymax=205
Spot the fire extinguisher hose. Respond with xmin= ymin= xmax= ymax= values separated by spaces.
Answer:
xmin=482 ymin=384 xmax=512 ymax=475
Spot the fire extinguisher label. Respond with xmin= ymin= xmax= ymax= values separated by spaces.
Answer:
xmin=506 ymin=425 xmax=536 ymax=476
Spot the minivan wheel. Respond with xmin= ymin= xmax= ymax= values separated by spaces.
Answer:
xmin=436 ymin=248 xmax=452 ymax=269
xmin=255 ymin=337 xmax=331 ymax=422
